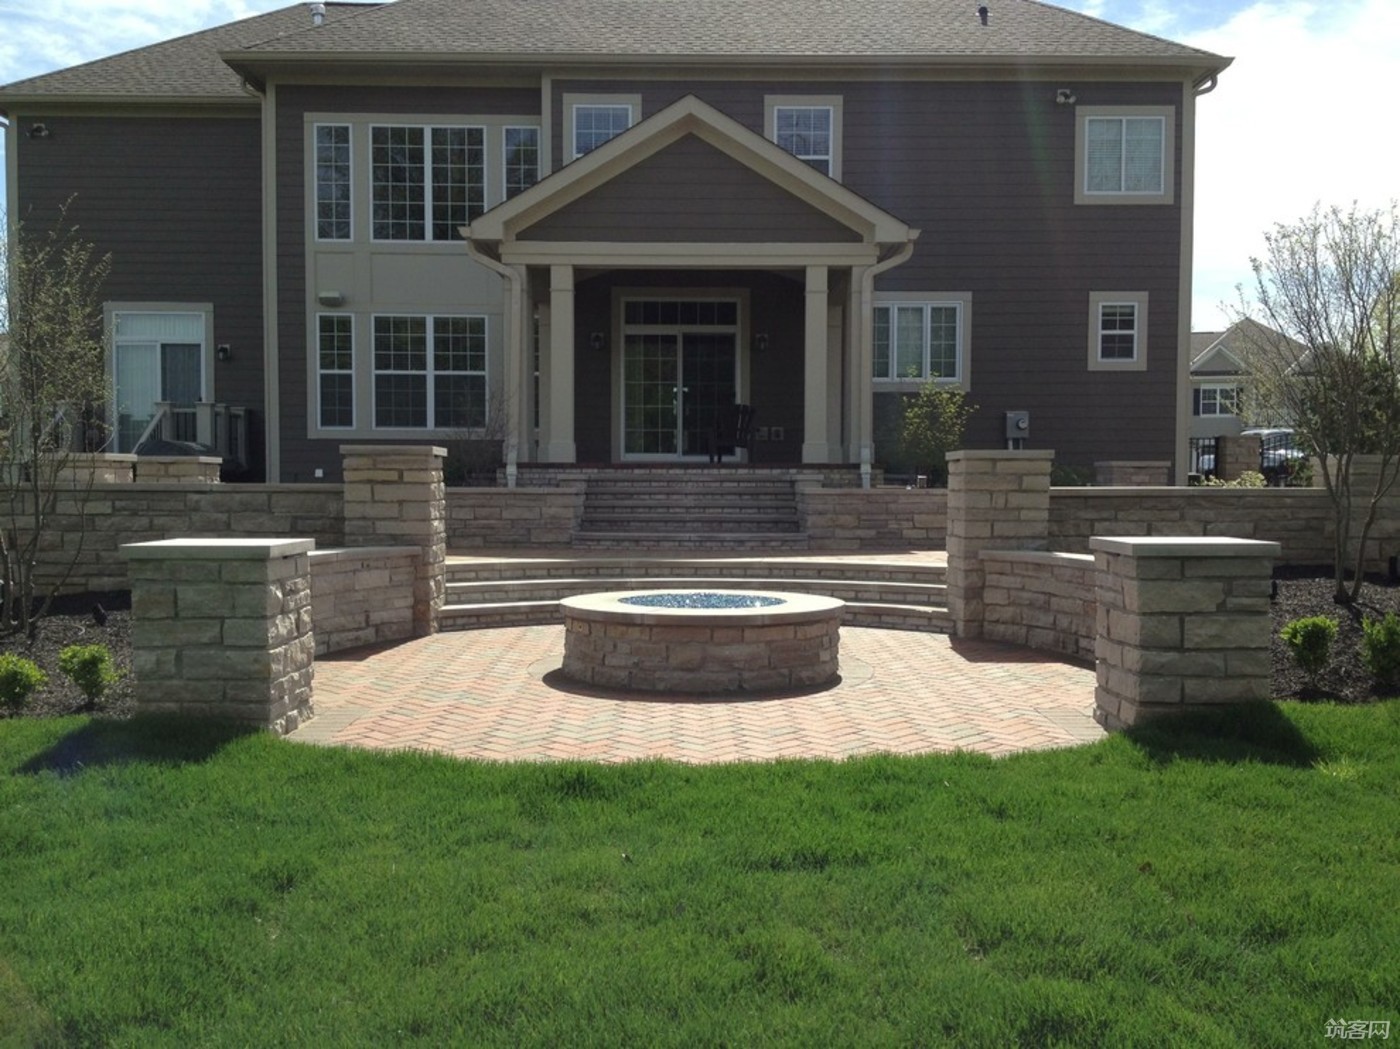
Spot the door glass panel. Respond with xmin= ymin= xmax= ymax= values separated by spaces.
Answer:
xmin=115 ymin=343 xmax=160 ymax=452
xmin=623 ymin=334 xmax=678 ymax=454
xmin=681 ymin=333 xmax=737 ymax=456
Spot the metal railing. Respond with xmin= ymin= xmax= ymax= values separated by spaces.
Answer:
xmin=1189 ymin=437 xmax=1218 ymax=478
xmin=141 ymin=401 xmax=250 ymax=470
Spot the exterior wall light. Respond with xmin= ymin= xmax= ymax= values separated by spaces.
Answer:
xmin=317 ymin=290 xmax=345 ymax=307
xmin=590 ymin=331 xmax=607 ymax=352
xmin=753 ymin=332 xmax=770 ymax=353
xmin=217 ymin=344 xmax=232 ymax=362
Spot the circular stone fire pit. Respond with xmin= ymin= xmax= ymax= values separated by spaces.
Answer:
xmin=560 ymin=589 xmax=844 ymax=694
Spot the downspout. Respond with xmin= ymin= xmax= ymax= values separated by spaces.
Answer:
xmin=857 ymin=235 xmax=918 ymax=488
xmin=1192 ymin=73 xmax=1219 ymax=97
xmin=241 ymin=75 xmax=282 ymax=482
xmin=463 ymin=232 xmax=525 ymax=488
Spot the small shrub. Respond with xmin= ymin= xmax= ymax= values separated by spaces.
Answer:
xmin=0 ymin=654 xmax=47 ymax=711
xmin=1360 ymin=612 xmax=1400 ymax=689
xmin=1194 ymin=471 xmax=1267 ymax=489
xmin=1279 ymin=616 xmax=1339 ymax=681
xmin=1050 ymin=464 xmax=1095 ymax=486
xmin=58 ymin=644 xmax=120 ymax=703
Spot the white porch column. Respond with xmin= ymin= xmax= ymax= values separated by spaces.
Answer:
xmin=545 ymin=263 xmax=576 ymax=463
xmin=802 ymin=264 xmax=831 ymax=463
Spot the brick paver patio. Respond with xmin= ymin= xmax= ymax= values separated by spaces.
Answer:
xmin=291 ymin=625 xmax=1104 ymax=762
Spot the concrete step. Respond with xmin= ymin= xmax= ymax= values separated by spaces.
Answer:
xmin=445 ymin=556 xmax=946 ymax=586
xmin=576 ymin=517 xmax=801 ymax=534
xmin=570 ymin=531 xmax=812 ymax=549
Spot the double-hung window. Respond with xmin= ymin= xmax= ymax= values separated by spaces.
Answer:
xmin=317 ymin=314 xmax=355 ymax=428
xmin=314 ymin=124 xmax=352 ymax=240
xmin=371 ymin=124 xmax=485 ymax=240
xmin=571 ymin=103 xmax=632 ymax=159
xmin=373 ymin=314 xmax=487 ymax=430
xmin=766 ymin=96 xmax=842 ymax=179
xmin=1195 ymin=384 xmax=1243 ymax=417
xmin=1076 ymin=106 xmax=1174 ymax=205
xmin=504 ymin=126 xmax=540 ymax=198
xmin=1088 ymin=292 xmax=1149 ymax=370
xmin=872 ymin=299 xmax=967 ymax=383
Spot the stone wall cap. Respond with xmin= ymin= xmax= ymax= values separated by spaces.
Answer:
xmin=1093 ymin=460 xmax=1172 ymax=467
xmin=121 ymin=537 xmax=316 ymax=560
xmin=947 ymin=450 xmax=1055 ymax=462
xmin=1090 ymin=536 xmax=1281 ymax=558
xmin=979 ymin=549 xmax=1095 ymax=566
xmin=561 ymin=588 xmax=843 ymax=626
xmin=310 ymin=546 xmax=420 ymax=563
xmin=64 ymin=452 xmax=139 ymax=463
xmin=140 ymin=455 xmax=223 ymax=465
xmin=339 ymin=444 xmax=447 ymax=457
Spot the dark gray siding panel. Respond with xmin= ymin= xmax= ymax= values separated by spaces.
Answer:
xmin=522 ymin=136 xmax=860 ymax=243
xmin=274 ymin=85 xmax=540 ymax=482
xmin=554 ymin=78 xmax=1187 ymax=467
xmin=14 ymin=112 xmax=266 ymax=477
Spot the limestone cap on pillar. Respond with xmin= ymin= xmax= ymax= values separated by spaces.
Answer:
xmin=121 ymin=537 xmax=316 ymax=561
xmin=1089 ymin=536 xmax=1281 ymax=559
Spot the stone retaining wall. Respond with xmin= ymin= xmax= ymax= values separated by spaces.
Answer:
xmin=309 ymin=547 xmax=420 ymax=655
xmin=979 ymin=550 xmax=1096 ymax=661
xmin=798 ymin=488 xmax=946 ymax=549
xmin=1094 ymin=460 xmax=1172 ymax=486
xmin=446 ymin=486 xmax=584 ymax=547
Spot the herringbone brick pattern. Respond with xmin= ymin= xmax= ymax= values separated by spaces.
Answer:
xmin=292 ymin=625 xmax=1103 ymax=762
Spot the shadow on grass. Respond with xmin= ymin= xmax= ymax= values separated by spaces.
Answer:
xmin=18 ymin=715 xmax=258 ymax=777
xmin=1123 ymin=703 xmax=1323 ymax=768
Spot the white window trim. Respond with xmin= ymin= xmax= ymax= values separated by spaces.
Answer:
xmin=1088 ymin=291 xmax=1149 ymax=371
xmin=1196 ymin=382 xmax=1243 ymax=417
xmin=368 ymin=123 xmax=487 ymax=244
xmin=370 ymin=313 xmax=490 ymax=433
xmin=502 ymin=125 xmax=541 ymax=200
xmin=1074 ymin=105 xmax=1175 ymax=206
xmin=104 ymin=302 xmax=215 ymax=453
xmin=563 ymin=94 xmax=641 ymax=162
xmin=316 ymin=313 xmax=356 ymax=430
xmin=313 ymin=123 xmax=353 ymax=242
xmin=765 ymin=95 xmax=843 ymax=181
xmin=871 ymin=291 xmax=972 ymax=390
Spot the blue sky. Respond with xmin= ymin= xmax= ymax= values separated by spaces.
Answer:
xmin=2 ymin=0 xmax=1396 ymax=330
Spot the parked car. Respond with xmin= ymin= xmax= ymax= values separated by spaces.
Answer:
xmin=1242 ymin=428 xmax=1308 ymax=484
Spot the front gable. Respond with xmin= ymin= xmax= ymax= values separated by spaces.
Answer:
xmin=518 ymin=135 xmax=862 ymax=244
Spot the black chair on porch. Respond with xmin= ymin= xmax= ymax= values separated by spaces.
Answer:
xmin=709 ymin=404 xmax=755 ymax=464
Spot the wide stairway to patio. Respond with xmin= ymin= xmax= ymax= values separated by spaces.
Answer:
xmin=440 ymin=551 xmax=950 ymax=633
xmin=573 ymin=470 xmax=806 ymax=549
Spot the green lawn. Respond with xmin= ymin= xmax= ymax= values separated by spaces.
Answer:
xmin=2 ymin=702 xmax=1397 ymax=1047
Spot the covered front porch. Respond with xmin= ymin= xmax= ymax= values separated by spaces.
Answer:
xmin=465 ymin=95 xmax=917 ymax=485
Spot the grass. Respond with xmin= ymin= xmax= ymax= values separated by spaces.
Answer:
xmin=1 ymin=702 xmax=1397 ymax=1047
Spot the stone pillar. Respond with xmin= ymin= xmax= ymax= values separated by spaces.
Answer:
xmin=802 ymin=264 xmax=830 ymax=463
xmin=53 ymin=453 xmax=137 ymax=485
xmin=340 ymin=445 xmax=446 ymax=635
xmin=135 ymin=456 xmax=222 ymax=484
xmin=546 ymin=263 xmax=577 ymax=463
xmin=121 ymin=538 xmax=315 ymax=734
xmin=945 ymin=450 xmax=1052 ymax=637
xmin=1091 ymin=536 xmax=1279 ymax=730
xmin=1217 ymin=434 xmax=1261 ymax=481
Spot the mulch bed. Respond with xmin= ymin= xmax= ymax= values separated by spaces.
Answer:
xmin=0 ymin=569 xmax=1395 ymax=720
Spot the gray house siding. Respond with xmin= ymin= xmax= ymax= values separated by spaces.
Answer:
xmin=274 ymin=84 xmax=540 ymax=482
xmin=12 ymin=112 xmax=266 ymax=475
xmin=521 ymin=135 xmax=861 ymax=243
xmin=554 ymin=77 xmax=1186 ymax=468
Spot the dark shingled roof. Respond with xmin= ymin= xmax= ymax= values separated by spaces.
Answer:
xmin=0 ymin=4 xmax=379 ymax=103
xmin=230 ymin=0 xmax=1227 ymax=64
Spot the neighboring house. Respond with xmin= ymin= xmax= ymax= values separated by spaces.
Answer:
xmin=0 ymin=0 xmax=1230 ymax=483
xmin=1189 ymin=318 xmax=1307 ymax=439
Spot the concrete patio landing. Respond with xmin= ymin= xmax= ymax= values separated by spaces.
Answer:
xmin=291 ymin=625 xmax=1104 ymax=763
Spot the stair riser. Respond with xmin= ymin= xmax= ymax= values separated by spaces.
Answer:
xmin=447 ymin=580 xmax=947 ymax=605
xmin=447 ymin=564 xmax=946 ymax=585
xmin=438 ymin=605 xmax=949 ymax=634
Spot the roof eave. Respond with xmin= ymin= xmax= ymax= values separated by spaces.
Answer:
xmin=0 ymin=91 xmax=260 ymax=113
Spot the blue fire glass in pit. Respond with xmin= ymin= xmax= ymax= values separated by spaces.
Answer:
xmin=619 ymin=592 xmax=785 ymax=609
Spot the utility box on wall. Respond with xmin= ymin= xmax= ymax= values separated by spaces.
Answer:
xmin=1005 ymin=411 xmax=1030 ymax=449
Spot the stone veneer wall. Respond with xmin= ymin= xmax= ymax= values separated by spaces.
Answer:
xmin=446 ymin=487 xmax=584 ymax=547
xmin=797 ymin=488 xmax=947 ymax=549
xmin=1094 ymin=461 xmax=1173 ymax=486
xmin=308 ymin=547 xmax=420 ymax=655
xmin=1092 ymin=536 xmax=1279 ymax=729
xmin=978 ymin=550 xmax=1096 ymax=661
xmin=136 ymin=456 xmax=223 ymax=483
xmin=123 ymin=538 xmax=316 ymax=734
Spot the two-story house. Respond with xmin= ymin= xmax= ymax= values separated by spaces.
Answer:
xmin=1 ymin=0 xmax=1230 ymax=483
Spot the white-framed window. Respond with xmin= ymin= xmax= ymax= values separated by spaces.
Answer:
xmin=504 ymin=126 xmax=540 ymax=198
xmin=372 ymin=314 xmax=487 ymax=430
xmin=314 ymin=124 xmax=352 ymax=240
xmin=1195 ymin=384 xmax=1243 ymax=417
xmin=1075 ymin=106 xmax=1174 ymax=205
xmin=872 ymin=295 xmax=970 ymax=384
xmin=565 ymin=95 xmax=639 ymax=160
xmin=765 ymin=95 xmax=843 ymax=179
xmin=1088 ymin=291 xmax=1149 ymax=371
xmin=317 ymin=314 xmax=355 ymax=429
xmin=108 ymin=307 xmax=211 ymax=453
xmin=370 ymin=124 xmax=485 ymax=241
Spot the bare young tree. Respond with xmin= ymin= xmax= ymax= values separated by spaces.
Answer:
xmin=1238 ymin=202 xmax=1400 ymax=603
xmin=0 ymin=208 xmax=113 ymax=637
